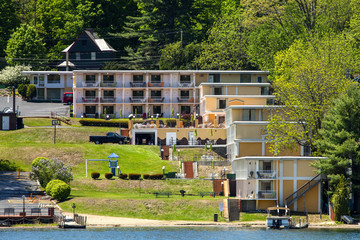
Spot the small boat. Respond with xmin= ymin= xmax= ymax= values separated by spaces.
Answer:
xmin=59 ymin=216 xmax=86 ymax=229
xmin=266 ymin=207 xmax=292 ymax=229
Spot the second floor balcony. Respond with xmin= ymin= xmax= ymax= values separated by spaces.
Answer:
xmin=100 ymin=97 xmax=116 ymax=103
xmin=129 ymin=96 xmax=146 ymax=103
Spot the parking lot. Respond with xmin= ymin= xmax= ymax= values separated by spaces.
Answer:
xmin=0 ymin=97 xmax=70 ymax=117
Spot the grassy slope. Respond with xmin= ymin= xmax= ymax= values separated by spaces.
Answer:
xmin=0 ymin=125 xmax=223 ymax=221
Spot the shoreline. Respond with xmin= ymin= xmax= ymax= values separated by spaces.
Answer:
xmin=8 ymin=213 xmax=360 ymax=229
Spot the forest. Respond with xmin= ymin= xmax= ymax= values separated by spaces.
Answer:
xmin=1 ymin=0 xmax=359 ymax=71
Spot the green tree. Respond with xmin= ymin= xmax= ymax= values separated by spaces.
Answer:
xmin=0 ymin=65 xmax=31 ymax=87
xmin=26 ymin=84 xmax=36 ymax=99
xmin=196 ymin=4 xmax=253 ymax=70
xmin=159 ymin=41 xmax=201 ymax=70
xmin=331 ymin=175 xmax=350 ymax=221
xmin=0 ymin=0 xmax=20 ymax=58
xmin=314 ymin=85 xmax=360 ymax=212
xmin=266 ymin=36 xmax=358 ymax=154
xmin=5 ymin=24 xmax=46 ymax=66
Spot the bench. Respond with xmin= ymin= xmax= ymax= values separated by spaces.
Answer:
xmin=199 ymin=192 xmax=216 ymax=198
xmin=153 ymin=191 xmax=172 ymax=198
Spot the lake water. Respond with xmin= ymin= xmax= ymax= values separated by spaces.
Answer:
xmin=1 ymin=227 xmax=359 ymax=240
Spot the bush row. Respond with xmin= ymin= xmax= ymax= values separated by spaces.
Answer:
xmin=79 ymin=118 xmax=178 ymax=127
xmin=90 ymin=172 xmax=164 ymax=180
xmin=45 ymin=179 xmax=71 ymax=201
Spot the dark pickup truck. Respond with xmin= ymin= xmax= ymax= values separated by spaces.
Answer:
xmin=89 ymin=132 xmax=130 ymax=144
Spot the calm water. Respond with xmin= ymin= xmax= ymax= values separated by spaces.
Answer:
xmin=0 ymin=227 xmax=359 ymax=240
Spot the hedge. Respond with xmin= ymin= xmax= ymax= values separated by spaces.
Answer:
xmin=143 ymin=174 xmax=150 ymax=179
xmin=149 ymin=174 xmax=164 ymax=180
xmin=119 ymin=173 xmax=127 ymax=179
xmin=91 ymin=172 xmax=100 ymax=179
xmin=129 ymin=173 xmax=141 ymax=180
xmin=105 ymin=173 xmax=113 ymax=179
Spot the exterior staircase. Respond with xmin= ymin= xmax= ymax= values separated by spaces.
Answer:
xmin=285 ymin=173 xmax=322 ymax=207
xmin=51 ymin=112 xmax=71 ymax=125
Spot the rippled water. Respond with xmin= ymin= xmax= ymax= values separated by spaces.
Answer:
xmin=1 ymin=227 xmax=359 ymax=240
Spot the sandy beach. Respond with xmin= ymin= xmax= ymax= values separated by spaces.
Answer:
xmin=61 ymin=212 xmax=360 ymax=229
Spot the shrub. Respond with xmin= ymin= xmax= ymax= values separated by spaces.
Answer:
xmin=149 ymin=174 xmax=164 ymax=180
xmin=128 ymin=173 xmax=141 ymax=180
xmin=31 ymin=157 xmax=48 ymax=167
xmin=26 ymin=84 xmax=36 ymax=99
xmin=105 ymin=173 xmax=113 ymax=179
xmin=45 ymin=179 xmax=64 ymax=195
xmin=18 ymin=84 xmax=28 ymax=98
xmin=0 ymin=159 xmax=18 ymax=171
xmin=50 ymin=181 xmax=71 ymax=201
xmin=143 ymin=174 xmax=150 ymax=179
xmin=79 ymin=119 xmax=129 ymax=128
xmin=119 ymin=173 xmax=127 ymax=179
xmin=91 ymin=172 xmax=100 ymax=179
xmin=30 ymin=158 xmax=73 ymax=188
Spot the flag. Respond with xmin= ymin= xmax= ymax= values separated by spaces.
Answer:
xmin=171 ymin=109 xmax=174 ymax=118
xmin=190 ymin=114 xmax=194 ymax=122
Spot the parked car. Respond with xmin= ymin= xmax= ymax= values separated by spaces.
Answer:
xmin=62 ymin=92 xmax=73 ymax=105
xmin=89 ymin=132 xmax=130 ymax=144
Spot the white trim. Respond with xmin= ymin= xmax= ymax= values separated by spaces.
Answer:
xmin=294 ymin=159 xmax=297 ymax=211
xmin=280 ymin=160 xmax=283 ymax=206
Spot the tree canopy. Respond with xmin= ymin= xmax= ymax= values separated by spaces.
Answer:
xmin=266 ymin=36 xmax=358 ymax=154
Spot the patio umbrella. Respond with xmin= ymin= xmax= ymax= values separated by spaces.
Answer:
xmin=190 ymin=114 xmax=194 ymax=122
xmin=212 ymin=160 xmax=215 ymax=169
xmin=135 ymin=108 xmax=137 ymax=118
xmin=171 ymin=109 xmax=174 ymax=118
xmin=210 ymin=129 xmax=213 ymax=136
xmin=173 ymin=144 xmax=176 ymax=152
xmin=194 ymin=129 xmax=197 ymax=137
xmin=148 ymin=109 xmax=151 ymax=118
xmin=210 ymin=143 xmax=213 ymax=151
xmin=204 ymin=144 xmax=207 ymax=152
xmin=120 ymin=109 xmax=122 ymax=118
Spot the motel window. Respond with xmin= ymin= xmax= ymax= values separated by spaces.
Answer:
xmin=132 ymin=90 xmax=144 ymax=97
xmin=133 ymin=75 xmax=144 ymax=82
xmin=242 ymin=109 xmax=256 ymax=121
xmin=181 ymin=106 xmax=191 ymax=114
xmin=47 ymin=74 xmax=60 ymax=84
xmin=85 ymin=106 xmax=96 ymax=114
xmin=151 ymin=90 xmax=161 ymax=97
xmin=180 ymin=75 xmax=191 ymax=83
xmin=240 ymin=74 xmax=251 ymax=83
xmin=33 ymin=76 xmax=38 ymax=84
xmin=218 ymin=99 xmax=227 ymax=109
xmin=180 ymin=90 xmax=190 ymax=98
xmin=85 ymin=90 xmax=96 ymax=97
xmin=103 ymin=90 xmax=114 ymax=97
xmin=91 ymin=52 xmax=96 ymax=60
xmin=85 ymin=75 xmax=96 ymax=82
xmin=103 ymin=75 xmax=114 ymax=82
xmin=214 ymin=87 xmax=222 ymax=95
xmin=133 ymin=106 xmax=143 ymax=114
xmin=151 ymin=75 xmax=161 ymax=83
xmin=257 ymin=76 xmax=263 ymax=83
xmin=103 ymin=106 xmax=114 ymax=114
xmin=261 ymin=87 xmax=269 ymax=95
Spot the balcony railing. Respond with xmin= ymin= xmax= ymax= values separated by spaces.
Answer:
xmin=100 ymin=82 xmax=117 ymax=87
xmin=129 ymin=96 xmax=146 ymax=103
xmin=257 ymin=190 xmax=276 ymax=199
xmin=81 ymin=97 xmax=99 ymax=103
xmin=130 ymin=82 xmax=146 ymax=87
xmin=82 ymin=82 xmax=99 ymax=87
xmin=100 ymin=97 xmax=116 ymax=103
xmin=177 ymin=97 xmax=194 ymax=103
xmin=256 ymin=170 xmax=276 ymax=179
xmin=148 ymin=82 xmax=164 ymax=87
xmin=149 ymin=97 xmax=164 ymax=103
xmin=178 ymin=81 xmax=193 ymax=87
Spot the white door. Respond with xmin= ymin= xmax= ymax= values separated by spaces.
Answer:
xmin=166 ymin=132 xmax=177 ymax=145
xmin=2 ymin=116 xmax=10 ymax=130
xmin=188 ymin=131 xmax=195 ymax=145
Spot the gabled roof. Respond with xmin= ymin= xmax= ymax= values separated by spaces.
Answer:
xmin=62 ymin=29 xmax=116 ymax=53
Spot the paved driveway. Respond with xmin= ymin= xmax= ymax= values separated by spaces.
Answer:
xmin=0 ymin=97 xmax=70 ymax=117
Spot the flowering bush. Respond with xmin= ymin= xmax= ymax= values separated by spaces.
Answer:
xmin=30 ymin=158 xmax=73 ymax=188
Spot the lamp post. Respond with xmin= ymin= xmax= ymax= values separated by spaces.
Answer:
xmin=72 ymin=203 xmax=76 ymax=219
xmin=22 ymin=195 xmax=25 ymax=217
xmin=161 ymin=148 xmax=164 ymax=160
xmin=162 ymin=166 xmax=165 ymax=175
xmin=177 ymin=149 xmax=180 ymax=161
